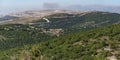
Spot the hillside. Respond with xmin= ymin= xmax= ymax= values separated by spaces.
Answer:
xmin=0 ymin=24 xmax=120 ymax=60
xmin=0 ymin=15 xmax=19 ymax=21
xmin=2 ymin=11 xmax=120 ymax=34
xmin=0 ymin=11 xmax=120 ymax=60
xmin=31 ymin=11 xmax=120 ymax=33
xmin=0 ymin=24 xmax=56 ymax=50
xmin=0 ymin=10 xmax=82 ymax=24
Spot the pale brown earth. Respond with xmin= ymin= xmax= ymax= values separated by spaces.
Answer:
xmin=0 ymin=17 xmax=41 ymax=25
xmin=0 ymin=10 xmax=85 ymax=25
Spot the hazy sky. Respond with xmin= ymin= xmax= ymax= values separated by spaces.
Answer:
xmin=0 ymin=0 xmax=120 ymax=15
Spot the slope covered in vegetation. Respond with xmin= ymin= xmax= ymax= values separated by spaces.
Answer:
xmin=0 ymin=24 xmax=55 ymax=50
xmin=0 ymin=11 xmax=120 ymax=60
xmin=32 ymin=12 xmax=120 ymax=33
xmin=0 ymin=24 xmax=120 ymax=60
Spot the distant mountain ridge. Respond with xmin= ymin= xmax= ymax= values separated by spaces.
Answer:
xmin=1 ymin=10 xmax=82 ymax=18
xmin=0 ymin=5 xmax=120 ymax=16
xmin=0 ymin=10 xmax=84 ymax=24
xmin=64 ymin=5 xmax=120 ymax=14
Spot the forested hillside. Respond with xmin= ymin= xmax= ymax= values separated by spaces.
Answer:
xmin=31 ymin=12 xmax=120 ymax=33
xmin=0 ymin=24 xmax=55 ymax=50
xmin=0 ymin=11 xmax=120 ymax=60
xmin=0 ymin=24 xmax=120 ymax=60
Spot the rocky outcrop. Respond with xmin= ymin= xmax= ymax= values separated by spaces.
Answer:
xmin=41 ymin=28 xmax=64 ymax=37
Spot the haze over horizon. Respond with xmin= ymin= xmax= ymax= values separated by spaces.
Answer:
xmin=0 ymin=0 xmax=120 ymax=15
